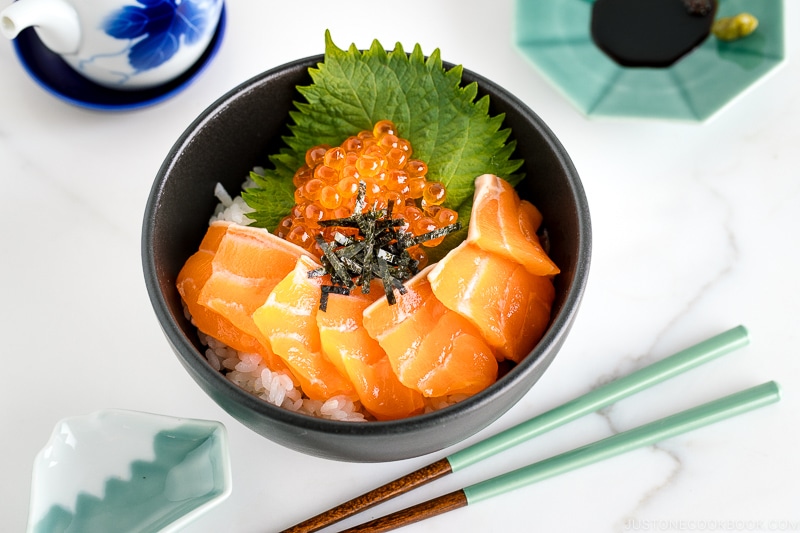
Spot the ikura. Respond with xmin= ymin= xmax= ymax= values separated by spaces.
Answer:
xmin=276 ymin=120 xmax=458 ymax=261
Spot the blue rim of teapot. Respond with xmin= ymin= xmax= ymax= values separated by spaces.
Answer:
xmin=10 ymin=3 xmax=226 ymax=111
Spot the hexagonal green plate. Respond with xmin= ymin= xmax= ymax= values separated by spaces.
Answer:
xmin=514 ymin=0 xmax=785 ymax=121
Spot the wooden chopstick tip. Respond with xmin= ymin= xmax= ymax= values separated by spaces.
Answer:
xmin=339 ymin=490 xmax=469 ymax=533
xmin=278 ymin=458 xmax=454 ymax=533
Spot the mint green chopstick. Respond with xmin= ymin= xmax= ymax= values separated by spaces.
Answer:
xmin=464 ymin=380 xmax=780 ymax=504
xmin=283 ymin=326 xmax=751 ymax=533
xmin=341 ymin=381 xmax=780 ymax=533
xmin=448 ymin=325 xmax=749 ymax=471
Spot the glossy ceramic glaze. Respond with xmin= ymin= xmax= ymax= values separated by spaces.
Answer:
xmin=1 ymin=0 xmax=223 ymax=89
xmin=142 ymin=55 xmax=591 ymax=462
xmin=26 ymin=410 xmax=231 ymax=533
xmin=9 ymin=4 xmax=226 ymax=110
xmin=514 ymin=0 xmax=785 ymax=121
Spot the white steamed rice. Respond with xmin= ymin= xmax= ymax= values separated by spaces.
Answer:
xmin=209 ymin=172 xmax=258 ymax=226
xmin=198 ymin=330 xmax=368 ymax=422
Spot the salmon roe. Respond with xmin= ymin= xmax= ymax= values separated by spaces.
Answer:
xmin=276 ymin=120 xmax=458 ymax=263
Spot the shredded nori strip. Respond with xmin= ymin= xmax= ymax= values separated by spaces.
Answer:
xmin=315 ymin=234 xmax=354 ymax=289
xmin=318 ymin=284 xmax=351 ymax=312
xmin=413 ymin=223 xmax=461 ymax=245
xmin=307 ymin=181 xmax=461 ymax=310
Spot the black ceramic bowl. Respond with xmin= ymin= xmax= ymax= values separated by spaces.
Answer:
xmin=142 ymin=55 xmax=591 ymax=462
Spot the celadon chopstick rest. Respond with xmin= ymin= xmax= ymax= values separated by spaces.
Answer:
xmin=26 ymin=409 xmax=232 ymax=533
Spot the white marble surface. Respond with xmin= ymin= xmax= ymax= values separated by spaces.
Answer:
xmin=1 ymin=2 xmax=798 ymax=532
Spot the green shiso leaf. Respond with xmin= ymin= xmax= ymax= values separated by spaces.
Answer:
xmin=243 ymin=31 xmax=524 ymax=261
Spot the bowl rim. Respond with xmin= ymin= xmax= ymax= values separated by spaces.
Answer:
xmin=142 ymin=53 xmax=592 ymax=437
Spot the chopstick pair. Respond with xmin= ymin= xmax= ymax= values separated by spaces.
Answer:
xmin=280 ymin=326 xmax=780 ymax=533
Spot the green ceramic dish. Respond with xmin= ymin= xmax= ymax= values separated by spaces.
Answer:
xmin=514 ymin=0 xmax=785 ymax=121
xmin=27 ymin=410 xmax=231 ymax=533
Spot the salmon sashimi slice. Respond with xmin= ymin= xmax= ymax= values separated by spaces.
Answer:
xmin=197 ymin=223 xmax=312 ymax=343
xmin=177 ymin=222 xmax=294 ymax=375
xmin=467 ymin=174 xmax=560 ymax=277
xmin=177 ymin=223 xmax=246 ymax=349
xmin=317 ymin=283 xmax=425 ymax=420
xmin=518 ymin=199 xmax=544 ymax=240
xmin=362 ymin=266 xmax=498 ymax=398
xmin=428 ymin=241 xmax=555 ymax=363
xmin=252 ymin=255 xmax=356 ymax=401
xmin=198 ymin=220 xmax=229 ymax=251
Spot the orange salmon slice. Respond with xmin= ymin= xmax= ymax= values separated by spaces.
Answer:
xmin=197 ymin=223 xmax=312 ymax=344
xmin=177 ymin=222 xmax=292 ymax=374
xmin=362 ymin=266 xmax=498 ymax=398
xmin=468 ymin=174 xmax=560 ymax=276
xmin=428 ymin=241 xmax=555 ymax=363
xmin=317 ymin=284 xmax=425 ymax=420
xmin=252 ymin=255 xmax=356 ymax=401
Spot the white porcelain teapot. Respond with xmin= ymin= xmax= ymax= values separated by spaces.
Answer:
xmin=1 ymin=0 xmax=222 ymax=90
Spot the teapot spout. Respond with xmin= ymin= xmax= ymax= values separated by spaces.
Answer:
xmin=1 ymin=0 xmax=80 ymax=54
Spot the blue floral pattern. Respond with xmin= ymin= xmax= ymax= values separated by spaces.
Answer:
xmin=103 ymin=0 xmax=214 ymax=72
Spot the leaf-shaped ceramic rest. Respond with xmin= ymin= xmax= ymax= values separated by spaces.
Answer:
xmin=27 ymin=409 xmax=231 ymax=533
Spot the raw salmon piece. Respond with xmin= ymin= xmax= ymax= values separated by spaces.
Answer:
xmin=252 ymin=256 xmax=356 ymax=401
xmin=468 ymin=174 xmax=560 ymax=276
xmin=518 ymin=199 xmax=544 ymax=239
xmin=362 ymin=266 xmax=498 ymax=398
xmin=198 ymin=223 xmax=312 ymax=344
xmin=428 ymin=241 xmax=555 ymax=363
xmin=177 ymin=223 xmax=242 ymax=347
xmin=198 ymin=220 xmax=229 ymax=251
xmin=177 ymin=222 xmax=293 ymax=375
xmin=317 ymin=284 xmax=425 ymax=420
